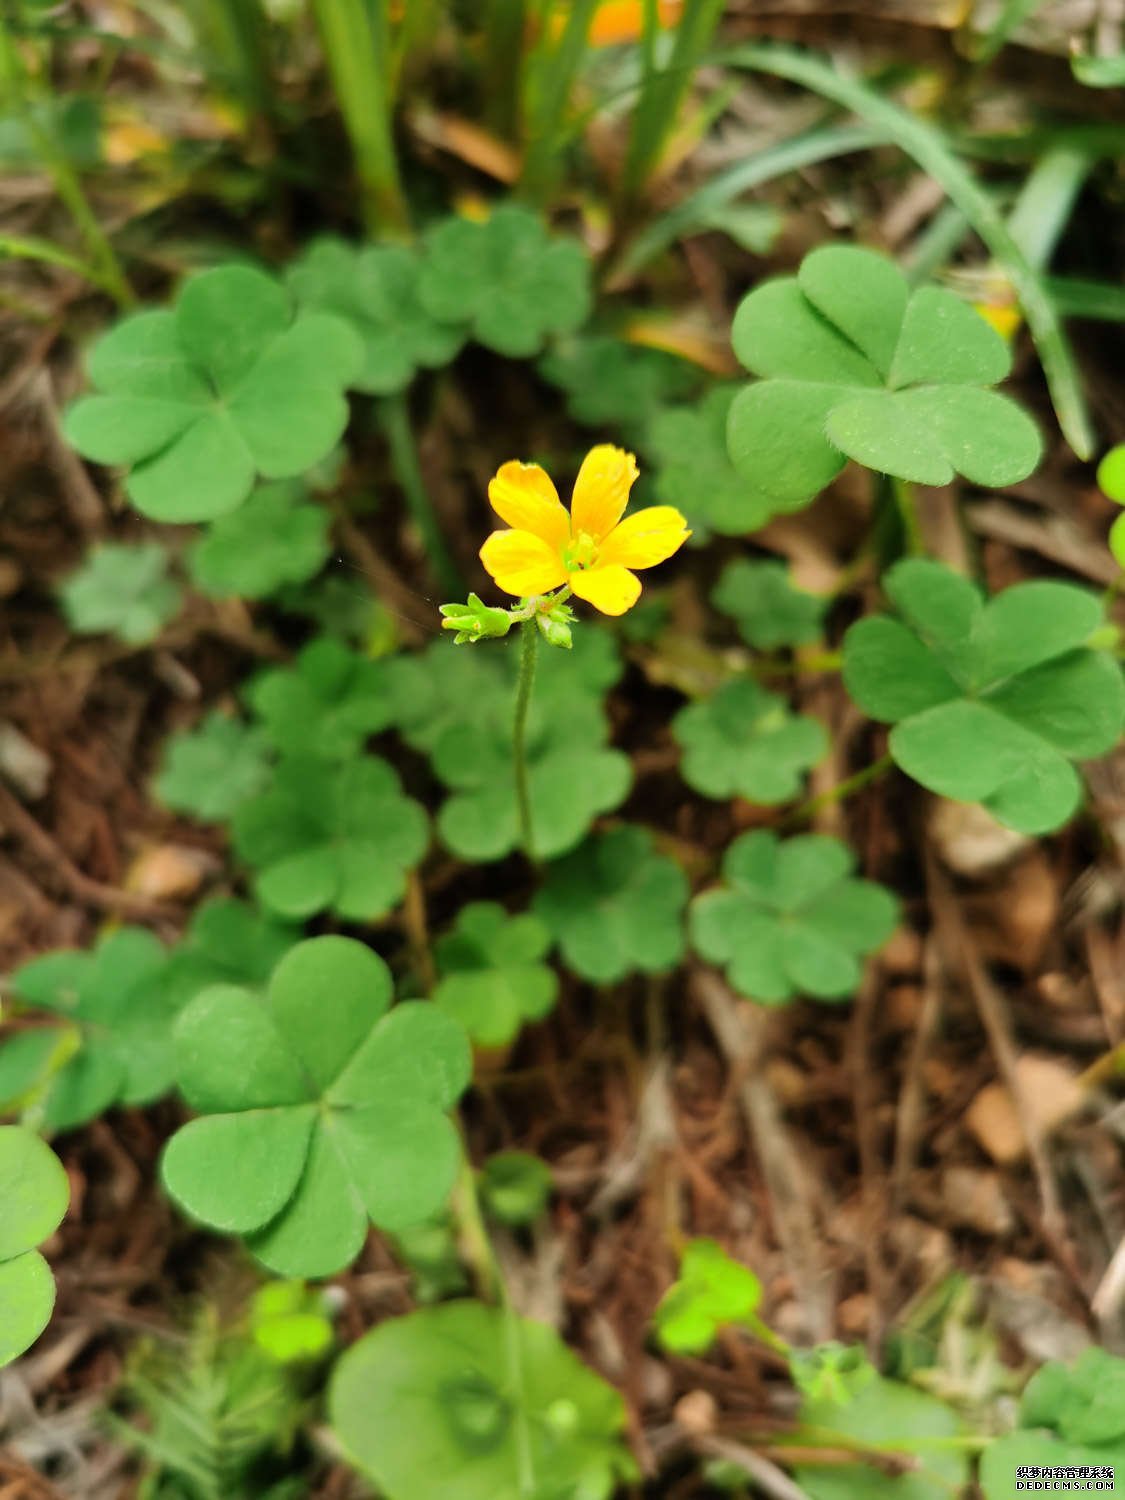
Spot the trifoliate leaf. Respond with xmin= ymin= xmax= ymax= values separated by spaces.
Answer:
xmin=672 ymin=679 xmax=828 ymax=802
xmin=162 ymin=937 xmax=471 ymax=1277
xmin=728 ymin=246 xmax=1042 ymax=506
xmin=794 ymin=1376 xmax=969 ymax=1500
xmin=64 ymin=265 xmax=363 ymax=522
xmin=418 ymin=207 xmax=592 ymax=359
xmin=479 ymin=1152 xmax=553 ymax=1227
xmin=533 ymin=825 xmax=689 ymax=984
xmin=653 ymin=1238 xmax=763 ymax=1355
xmin=231 ymin=756 xmax=428 ymax=921
xmin=287 ymin=238 xmax=465 ymax=395
xmin=330 ymin=1300 xmax=637 ymax=1500
xmin=0 ymin=1126 xmax=69 ymax=1368
xmin=153 ymin=711 xmax=273 ymax=822
xmin=188 ymin=481 xmax=331 ymax=599
xmin=711 ymin=559 xmax=827 ymax=649
xmin=538 ymin=335 xmax=698 ymax=430
xmin=6 ymin=928 xmax=180 ymax=1130
xmin=432 ymin=902 xmax=558 ymax=1048
xmin=162 ymin=898 xmax=299 ymax=1011
xmin=244 ymin=636 xmax=396 ymax=760
xmin=645 ymin=387 xmax=777 ymax=539
xmin=58 ymin=541 xmax=180 ymax=644
xmin=690 ymin=830 xmax=898 ymax=1004
xmin=842 ymin=558 xmax=1125 ymax=833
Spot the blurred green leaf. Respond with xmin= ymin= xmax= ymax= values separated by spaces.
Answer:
xmin=711 ymin=559 xmax=827 ymax=649
xmin=479 ymin=1152 xmax=553 ymax=1228
xmin=433 ymin=902 xmax=558 ymax=1048
xmin=188 ymin=481 xmax=331 ymax=599
xmin=673 ymin=678 xmax=827 ymax=802
xmin=0 ymin=1127 xmax=68 ymax=1368
xmin=59 ymin=541 xmax=180 ymax=644
xmin=245 ymin=636 xmax=397 ymax=760
xmin=154 ymin=711 xmax=273 ymax=823
xmin=654 ymin=1238 xmax=763 ymax=1355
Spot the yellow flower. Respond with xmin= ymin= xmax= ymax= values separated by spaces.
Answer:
xmin=480 ymin=446 xmax=690 ymax=616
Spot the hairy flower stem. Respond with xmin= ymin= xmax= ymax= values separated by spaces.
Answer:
xmin=513 ymin=619 xmax=538 ymax=860
xmin=378 ymin=394 xmax=463 ymax=598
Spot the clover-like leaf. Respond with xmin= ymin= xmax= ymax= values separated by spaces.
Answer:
xmin=418 ymin=207 xmax=592 ymax=359
xmin=188 ymin=481 xmax=331 ymax=599
xmin=690 ymin=830 xmax=898 ymax=1004
xmin=432 ymin=902 xmax=558 ymax=1048
xmin=5 ymin=927 xmax=179 ymax=1130
xmin=533 ymin=825 xmax=689 ymax=984
xmin=793 ymin=1375 xmax=969 ymax=1500
xmin=0 ymin=1126 xmax=69 ymax=1367
xmin=653 ymin=1238 xmax=764 ymax=1356
xmin=231 ymin=755 xmax=428 ymax=921
xmin=538 ymin=335 xmax=698 ymax=430
xmin=244 ymin=636 xmax=396 ymax=760
xmin=646 ymin=387 xmax=777 ymax=538
xmin=329 ymin=1300 xmax=637 ymax=1500
xmin=842 ymin=558 xmax=1125 ymax=834
xmin=673 ymin=679 xmax=828 ymax=803
xmin=249 ymin=1279 xmax=334 ymax=1364
xmin=711 ymin=559 xmax=827 ymax=649
xmin=728 ymin=246 xmax=1042 ymax=506
xmin=479 ymin=1152 xmax=553 ymax=1228
xmin=59 ymin=541 xmax=181 ymax=644
xmin=153 ymin=710 xmax=273 ymax=822
xmin=162 ymin=898 xmax=299 ymax=1011
xmin=162 ymin=937 xmax=471 ymax=1277
xmin=287 ymin=238 xmax=465 ymax=395
xmin=64 ymin=265 xmax=364 ymax=522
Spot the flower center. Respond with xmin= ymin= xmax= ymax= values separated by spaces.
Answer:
xmin=563 ymin=530 xmax=599 ymax=570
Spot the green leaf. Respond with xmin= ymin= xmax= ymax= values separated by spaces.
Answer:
xmin=245 ymin=636 xmax=397 ymax=760
xmin=1098 ymin=443 xmax=1125 ymax=504
xmin=673 ymin=679 xmax=828 ymax=802
xmin=654 ymin=1238 xmax=763 ymax=1355
xmin=479 ymin=1152 xmax=553 ymax=1228
xmin=162 ymin=937 xmax=471 ymax=1277
xmin=690 ymin=830 xmax=898 ymax=1004
xmin=232 ymin=756 xmax=429 ymax=921
xmin=287 ymin=238 xmax=465 ymax=395
xmin=418 ymin=207 xmax=592 ymax=359
xmin=533 ymin=825 xmax=689 ymax=984
xmin=981 ymin=1431 xmax=1125 ymax=1500
xmin=188 ymin=481 xmax=331 ymax=599
xmin=433 ymin=903 xmax=558 ymax=1048
xmin=794 ymin=1375 xmax=969 ymax=1500
xmin=161 ymin=898 xmax=299 ymax=1013
xmin=58 ymin=541 xmax=181 ymax=644
xmin=64 ymin=265 xmax=363 ymax=522
xmin=7 ymin=928 xmax=182 ymax=1130
xmin=843 ymin=558 xmax=1125 ymax=833
xmin=711 ymin=559 xmax=827 ymax=649
xmin=728 ymin=245 xmax=1041 ymax=506
xmin=0 ymin=1126 xmax=69 ymax=1367
xmin=153 ymin=711 xmax=273 ymax=822
xmin=645 ymin=387 xmax=777 ymax=538
xmin=538 ymin=335 xmax=698 ymax=431
xmin=1020 ymin=1347 xmax=1125 ymax=1445
xmin=329 ymin=1301 xmax=636 ymax=1500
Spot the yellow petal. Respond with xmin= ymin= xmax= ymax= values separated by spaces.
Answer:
xmin=488 ymin=462 xmax=570 ymax=551
xmin=569 ymin=446 xmax=639 ymax=542
xmin=599 ymin=505 xmax=691 ymax=570
xmin=480 ymin=529 xmax=569 ymax=598
xmin=569 ymin=564 xmax=642 ymax=616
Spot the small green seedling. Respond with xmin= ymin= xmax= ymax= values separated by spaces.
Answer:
xmin=154 ymin=711 xmax=273 ymax=822
xmin=691 ymin=830 xmax=898 ymax=1004
xmin=59 ymin=540 xmax=181 ymax=644
xmin=479 ymin=1151 xmax=553 ymax=1227
xmin=843 ymin=558 xmax=1124 ymax=833
xmin=329 ymin=1300 xmax=637 ymax=1500
xmin=231 ymin=756 xmax=428 ymax=920
xmin=728 ymin=245 xmax=1041 ymax=507
xmin=672 ymin=678 xmax=828 ymax=802
xmin=539 ymin=335 xmax=697 ymax=431
xmin=64 ymin=264 xmax=363 ymax=521
xmin=4 ymin=927 xmax=181 ymax=1131
xmin=250 ymin=1280 xmax=334 ymax=1364
xmin=245 ymin=636 xmax=395 ymax=760
xmin=653 ymin=1238 xmax=771 ymax=1356
xmin=711 ymin=559 xmax=827 ymax=649
xmin=418 ymin=206 xmax=591 ymax=359
xmin=1097 ymin=443 xmax=1125 ymax=568
xmin=287 ymin=237 xmax=465 ymax=394
xmin=432 ymin=902 xmax=558 ymax=1048
xmin=0 ymin=1126 xmax=69 ymax=1367
xmin=533 ymin=825 xmax=689 ymax=984
xmin=162 ymin=937 xmax=470 ymax=1277
xmin=188 ymin=481 xmax=331 ymax=599
xmin=646 ymin=387 xmax=773 ymax=537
